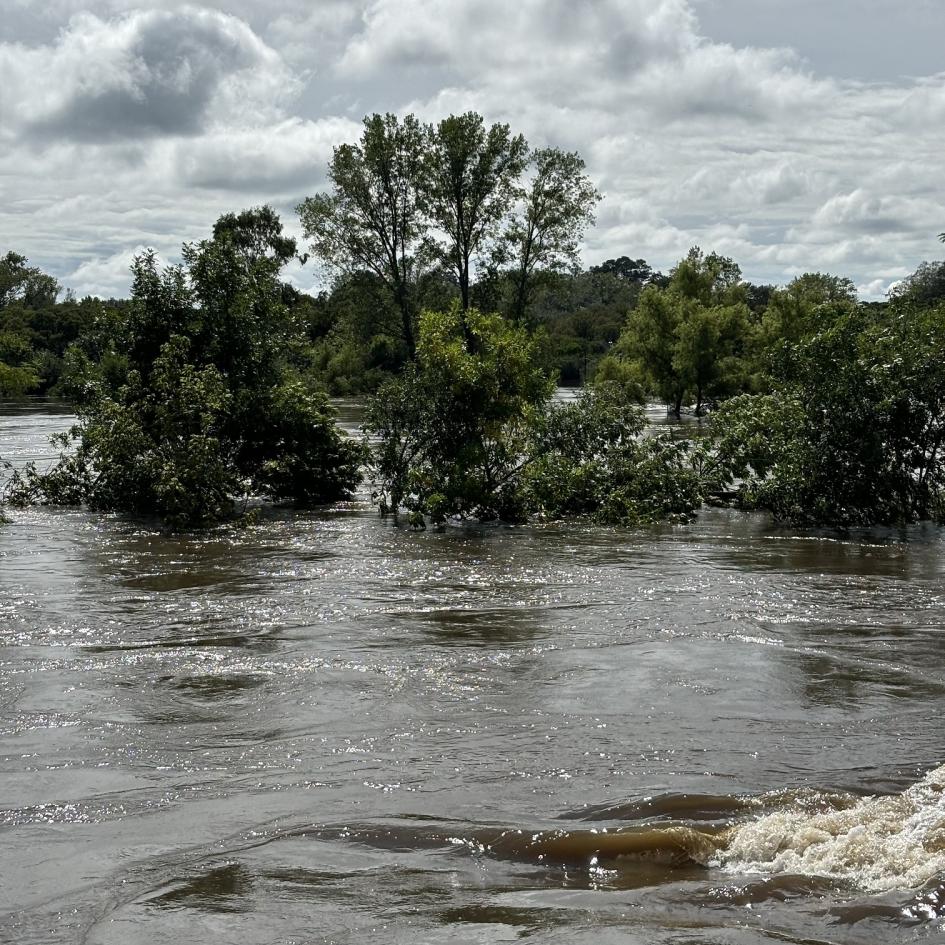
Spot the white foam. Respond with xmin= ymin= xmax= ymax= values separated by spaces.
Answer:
xmin=715 ymin=764 xmax=945 ymax=892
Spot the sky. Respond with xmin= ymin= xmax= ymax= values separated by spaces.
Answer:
xmin=1 ymin=0 xmax=943 ymax=299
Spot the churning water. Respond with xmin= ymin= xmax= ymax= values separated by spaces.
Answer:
xmin=3 ymin=400 xmax=945 ymax=944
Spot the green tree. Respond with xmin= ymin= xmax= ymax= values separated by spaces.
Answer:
xmin=0 ymin=252 xmax=60 ymax=310
xmin=523 ymin=385 xmax=702 ymax=525
xmin=761 ymin=272 xmax=857 ymax=345
xmin=425 ymin=113 xmax=528 ymax=320
xmin=504 ymin=148 xmax=600 ymax=323
xmin=366 ymin=302 xmax=552 ymax=523
xmin=298 ymin=113 xmax=431 ymax=358
xmin=590 ymin=257 xmax=655 ymax=283
xmin=11 ymin=208 xmax=363 ymax=529
xmin=614 ymin=248 xmax=750 ymax=416
xmin=888 ymin=260 xmax=945 ymax=310
xmin=0 ymin=251 xmax=64 ymax=396
xmin=707 ymin=304 xmax=945 ymax=526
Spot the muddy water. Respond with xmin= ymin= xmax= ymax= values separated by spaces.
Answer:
xmin=3 ymin=401 xmax=945 ymax=944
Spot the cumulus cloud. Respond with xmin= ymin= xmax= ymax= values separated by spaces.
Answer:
xmin=1 ymin=0 xmax=944 ymax=296
xmin=174 ymin=116 xmax=360 ymax=192
xmin=0 ymin=7 xmax=294 ymax=142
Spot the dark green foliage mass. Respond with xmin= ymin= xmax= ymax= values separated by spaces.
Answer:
xmin=366 ymin=308 xmax=703 ymax=527
xmin=9 ymin=208 xmax=363 ymax=529
xmin=523 ymin=385 xmax=702 ymax=525
xmin=706 ymin=302 xmax=945 ymax=526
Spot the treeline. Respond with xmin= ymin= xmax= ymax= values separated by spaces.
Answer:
xmin=2 ymin=110 xmax=945 ymax=532
xmin=0 ymin=252 xmax=118 ymax=397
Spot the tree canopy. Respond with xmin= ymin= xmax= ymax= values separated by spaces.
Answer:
xmin=9 ymin=208 xmax=363 ymax=529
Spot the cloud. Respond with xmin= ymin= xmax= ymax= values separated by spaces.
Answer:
xmin=1 ymin=0 xmax=944 ymax=297
xmin=0 ymin=7 xmax=294 ymax=143
xmin=66 ymin=246 xmax=161 ymax=298
xmin=174 ymin=116 xmax=361 ymax=192
xmin=812 ymin=190 xmax=932 ymax=235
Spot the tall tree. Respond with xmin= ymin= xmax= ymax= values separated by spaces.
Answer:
xmin=425 ymin=113 xmax=528 ymax=320
xmin=505 ymin=148 xmax=600 ymax=323
xmin=298 ymin=113 xmax=431 ymax=358
xmin=761 ymin=272 xmax=857 ymax=345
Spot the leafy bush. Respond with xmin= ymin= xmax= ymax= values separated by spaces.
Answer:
xmin=706 ymin=305 xmax=945 ymax=526
xmin=366 ymin=303 xmax=552 ymax=522
xmin=11 ymin=208 xmax=363 ymax=529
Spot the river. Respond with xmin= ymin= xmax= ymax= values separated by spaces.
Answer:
xmin=2 ymin=400 xmax=945 ymax=944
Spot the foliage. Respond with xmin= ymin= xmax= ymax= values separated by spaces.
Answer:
xmin=760 ymin=272 xmax=857 ymax=345
xmin=516 ymin=266 xmax=641 ymax=385
xmin=888 ymin=260 xmax=945 ymax=309
xmin=0 ymin=251 xmax=85 ymax=397
xmin=299 ymin=112 xmax=599 ymax=357
xmin=10 ymin=208 xmax=363 ymax=529
xmin=0 ymin=252 xmax=60 ymax=310
xmin=706 ymin=305 xmax=945 ymax=526
xmin=504 ymin=148 xmax=600 ymax=322
xmin=298 ymin=114 xmax=431 ymax=358
xmin=425 ymin=113 xmax=529 ymax=317
xmin=613 ymin=247 xmax=751 ymax=416
xmin=366 ymin=303 xmax=552 ymax=522
xmin=523 ymin=385 xmax=702 ymax=525
xmin=367 ymin=317 xmax=702 ymax=527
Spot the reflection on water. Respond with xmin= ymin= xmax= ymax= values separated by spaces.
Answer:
xmin=3 ymin=401 xmax=945 ymax=944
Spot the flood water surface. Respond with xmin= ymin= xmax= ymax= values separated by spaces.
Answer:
xmin=3 ymin=403 xmax=945 ymax=944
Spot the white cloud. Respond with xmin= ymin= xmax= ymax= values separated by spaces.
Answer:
xmin=1 ymin=0 xmax=944 ymax=296
xmin=0 ymin=7 xmax=295 ymax=142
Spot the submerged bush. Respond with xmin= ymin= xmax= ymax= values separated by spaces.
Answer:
xmin=705 ymin=305 xmax=945 ymax=526
xmin=366 ymin=307 xmax=704 ymax=527
xmin=11 ymin=208 xmax=364 ymax=529
xmin=366 ymin=303 xmax=553 ymax=522
xmin=524 ymin=384 xmax=702 ymax=525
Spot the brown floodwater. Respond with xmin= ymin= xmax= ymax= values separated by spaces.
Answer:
xmin=3 ymin=399 xmax=945 ymax=944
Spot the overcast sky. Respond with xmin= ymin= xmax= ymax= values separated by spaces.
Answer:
xmin=1 ymin=0 xmax=943 ymax=299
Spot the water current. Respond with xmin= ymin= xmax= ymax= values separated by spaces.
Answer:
xmin=3 ymin=399 xmax=945 ymax=944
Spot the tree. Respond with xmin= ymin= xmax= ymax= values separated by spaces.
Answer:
xmin=10 ymin=208 xmax=363 ymax=529
xmin=505 ymin=148 xmax=600 ymax=323
xmin=366 ymin=302 xmax=553 ymax=523
xmin=614 ymin=248 xmax=751 ymax=416
xmin=761 ymin=272 xmax=857 ymax=345
xmin=707 ymin=304 xmax=945 ymax=526
xmin=0 ymin=252 xmax=60 ymax=310
xmin=425 ymin=113 xmax=528 ymax=321
xmin=0 ymin=252 xmax=65 ymax=396
xmin=298 ymin=113 xmax=431 ymax=358
xmin=590 ymin=257 xmax=655 ymax=283
xmin=523 ymin=385 xmax=702 ymax=525
xmin=888 ymin=260 xmax=945 ymax=310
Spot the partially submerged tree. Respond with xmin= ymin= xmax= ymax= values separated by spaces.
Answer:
xmin=366 ymin=302 xmax=552 ymax=523
xmin=706 ymin=303 xmax=945 ymax=526
xmin=366 ymin=308 xmax=703 ymax=527
xmin=10 ymin=208 xmax=363 ymax=529
xmin=614 ymin=248 xmax=750 ymax=416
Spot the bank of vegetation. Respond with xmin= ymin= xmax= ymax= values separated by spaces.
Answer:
xmin=2 ymin=112 xmax=945 ymax=532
